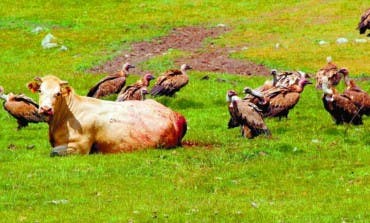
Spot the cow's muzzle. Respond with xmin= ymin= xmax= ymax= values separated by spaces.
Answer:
xmin=39 ymin=106 xmax=54 ymax=116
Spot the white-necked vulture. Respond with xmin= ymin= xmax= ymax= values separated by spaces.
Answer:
xmin=226 ymin=90 xmax=270 ymax=139
xmin=150 ymin=64 xmax=192 ymax=97
xmin=259 ymin=77 xmax=312 ymax=119
xmin=0 ymin=86 xmax=46 ymax=130
xmin=341 ymin=68 xmax=370 ymax=116
xmin=315 ymin=61 xmax=342 ymax=89
xmin=116 ymin=73 xmax=155 ymax=101
xmin=321 ymin=76 xmax=363 ymax=125
xmin=87 ymin=62 xmax=135 ymax=98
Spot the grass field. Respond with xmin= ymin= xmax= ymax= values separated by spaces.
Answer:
xmin=0 ymin=1 xmax=369 ymax=222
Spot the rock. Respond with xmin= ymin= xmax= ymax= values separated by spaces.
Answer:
xmin=41 ymin=33 xmax=58 ymax=49
xmin=336 ymin=37 xmax=348 ymax=44
xmin=319 ymin=40 xmax=328 ymax=45
xmin=31 ymin=26 xmax=43 ymax=34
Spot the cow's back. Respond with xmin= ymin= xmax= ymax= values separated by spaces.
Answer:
xmin=89 ymin=99 xmax=187 ymax=153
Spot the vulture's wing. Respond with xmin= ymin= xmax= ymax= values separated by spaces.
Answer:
xmin=13 ymin=94 xmax=39 ymax=108
xmin=332 ymin=94 xmax=363 ymax=124
xmin=358 ymin=8 xmax=370 ymax=34
xmin=150 ymin=74 xmax=188 ymax=96
xmin=266 ymin=92 xmax=300 ymax=117
xmin=163 ymin=69 xmax=182 ymax=77
xmin=117 ymin=83 xmax=143 ymax=101
xmin=234 ymin=100 xmax=270 ymax=137
xmin=87 ymin=75 xmax=118 ymax=97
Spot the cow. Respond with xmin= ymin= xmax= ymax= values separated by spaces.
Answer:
xmin=27 ymin=75 xmax=187 ymax=156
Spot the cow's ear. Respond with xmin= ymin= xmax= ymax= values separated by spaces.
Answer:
xmin=27 ymin=81 xmax=40 ymax=93
xmin=27 ymin=76 xmax=42 ymax=93
xmin=60 ymin=81 xmax=71 ymax=96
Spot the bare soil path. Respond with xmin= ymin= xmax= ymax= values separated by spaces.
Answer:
xmin=89 ymin=26 xmax=270 ymax=76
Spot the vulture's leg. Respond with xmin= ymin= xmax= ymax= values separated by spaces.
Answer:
xmin=17 ymin=119 xmax=28 ymax=130
xmin=241 ymin=125 xmax=253 ymax=139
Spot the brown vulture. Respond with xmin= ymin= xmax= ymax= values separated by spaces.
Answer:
xmin=87 ymin=62 xmax=135 ymax=98
xmin=253 ymin=69 xmax=309 ymax=94
xmin=150 ymin=64 xmax=192 ymax=96
xmin=116 ymin=73 xmax=155 ymax=101
xmin=258 ymin=77 xmax=312 ymax=119
xmin=315 ymin=60 xmax=342 ymax=89
xmin=0 ymin=86 xmax=46 ymax=130
xmin=340 ymin=68 xmax=370 ymax=116
xmin=358 ymin=8 xmax=370 ymax=36
xmin=226 ymin=90 xmax=270 ymax=139
xmin=321 ymin=76 xmax=363 ymax=125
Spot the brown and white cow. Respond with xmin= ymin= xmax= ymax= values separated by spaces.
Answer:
xmin=28 ymin=75 xmax=187 ymax=156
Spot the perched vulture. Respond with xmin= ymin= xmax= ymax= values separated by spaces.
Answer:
xmin=150 ymin=64 xmax=192 ymax=96
xmin=321 ymin=76 xmax=363 ymax=125
xmin=226 ymin=90 xmax=270 ymax=139
xmin=341 ymin=68 xmax=370 ymax=116
xmin=315 ymin=60 xmax=342 ymax=89
xmin=253 ymin=69 xmax=309 ymax=94
xmin=116 ymin=73 xmax=155 ymax=101
xmin=0 ymin=86 xmax=46 ymax=130
xmin=259 ymin=77 xmax=312 ymax=119
xmin=226 ymin=90 xmax=240 ymax=129
xmin=87 ymin=62 xmax=135 ymax=98
xmin=358 ymin=8 xmax=370 ymax=36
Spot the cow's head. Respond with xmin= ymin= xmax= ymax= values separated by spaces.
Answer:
xmin=28 ymin=75 xmax=72 ymax=116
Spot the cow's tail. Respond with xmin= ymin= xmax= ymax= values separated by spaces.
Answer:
xmin=175 ymin=113 xmax=187 ymax=146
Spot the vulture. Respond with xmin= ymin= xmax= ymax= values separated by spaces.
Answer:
xmin=321 ymin=76 xmax=363 ymax=125
xmin=253 ymin=69 xmax=309 ymax=94
xmin=256 ymin=77 xmax=312 ymax=119
xmin=150 ymin=64 xmax=192 ymax=97
xmin=87 ymin=62 xmax=135 ymax=98
xmin=315 ymin=60 xmax=342 ymax=89
xmin=0 ymin=86 xmax=46 ymax=130
xmin=116 ymin=73 xmax=155 ymax=101
xmin=358 ymin=8 xmax=370 ymax=36
xmin=226 ymin=90 xmax=270 ymax=139
xmin=340 ymin=68 xmax=370 ymax=116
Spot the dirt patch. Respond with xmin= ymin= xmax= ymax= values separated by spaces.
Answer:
xmin=89 ymin=26 xmax=270 ymax=76
xmin=182 ymin=140 xmax=215 ymax=150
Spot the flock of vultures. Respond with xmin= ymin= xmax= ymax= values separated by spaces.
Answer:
xmin=0 ymin=8 xmax=369 ymax=145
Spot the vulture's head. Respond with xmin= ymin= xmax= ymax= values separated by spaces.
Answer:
xmin=144 ymin=73 xmax=155 ymax=82
xmin=226 ymin=90 xmax=237 ymax=102
xmin=338 ymin=67 xmax=349 ymax=77
xmin=270 ymin=69 xmax=278 ymax=76
xmin=181 ymin=64 xmax=192 ymax=72
xmin=122 ymin=62 xmax=135 ymax=73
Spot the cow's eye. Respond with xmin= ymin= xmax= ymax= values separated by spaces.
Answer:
xmin=55 ymin=92 xmax=61 ymax=97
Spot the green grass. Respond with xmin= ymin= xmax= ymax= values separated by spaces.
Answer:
xmin=0 ymin=1 xmax=370 ymax=222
